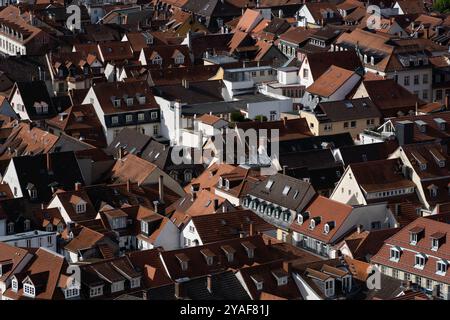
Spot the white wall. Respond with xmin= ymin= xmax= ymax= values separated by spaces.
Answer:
xmin=2 ymin=160 xmax=23 ymax=199
xmin=246 ymin=98 xmax=292 ymax=120
xmin=180 ymin=220 xmax=202 ymax=248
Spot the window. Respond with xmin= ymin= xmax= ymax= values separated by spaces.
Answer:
xmin=125 ymin=114 xmax=133 ymax=123
xmin=410 ymin=233 xmax=418 ymax=245
xmin=12 ymin=278 xmax=18 ymax=292
xmin=153 ymin=125 xmax=159 ymax=135
xmin=282 ymin=186 xmax=291 ymax=196
xmin=111 ymin=116 xmax=119 ymax=124
xmin=189 ymin=225 xmax=195 ymax=233
xmin=151 ymin=112 xmax=158 ymax=120
xmin=343 ymin=122 xmax=349 ymax=128
xmin=389 ymin=269 xmax=398 ymax=279
xmin=152 ymin=56 xmax=162 ymax=65
xmin=423 ymin=74 xmax=428 ymax=84
xmin=422 ymin=90 xmax=428 ymax=100
xmin=26 ymin=239 xmax=31 ymax=248
xmin=175 ymin=55 xmax=184 ymax=65
xmin=325 ymin=280 xmax=334 ymax=297
xmin=130 ymin=278 xmax=140 ymax=288
xmin=415 ymin=254 xmax=426 ymax=269
xmin=350 ymin=121 xmax=356 ymax=128
xmin=404 ymin=76 xmax=410 ymax=86
xmin=23 ymin=283 xmax=35 ymax=297
xmin=366 ymin=119 xmax=374 ymax=125
xmin=47 ymin=236 xmax=53 ymax=246
xmin=390 ymin=248 xmax=400 ymax=262
xmin=432 ymin=238 xmax=440 ymax=251
xmin=303 ymin=68 xmax=309 ymax=79
xmin=436 ymin=89 xmax=443 ymax=101
xmin=65 ymin=288 xmax=79 ymax=299
xmin=76 ymin=203 xmax=86 ymax=213
xmin=437 ymin=261 xmax=447 ymax=275
xmin=90 ymin=286 xmax=103 ymax=297
xmin=324 ymin=123 xmax=332 ymax=131
xmin=111 ymin=281 xmax=124 ymax=293
xmin=24 ymin=220 xmax=30 ymax=231
xmin=141 ymin=220 xmax=148 ymax=234
xmin=269 ymin=111 xmax=277 ymax=121
xmin=414 ymin=75 xmax=419 ymax=85
xmin=138 ymin=113 xmax=145 ymax=121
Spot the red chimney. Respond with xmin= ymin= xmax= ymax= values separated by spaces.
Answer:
xmin=249 ymin=222 xmax=254 ymax=236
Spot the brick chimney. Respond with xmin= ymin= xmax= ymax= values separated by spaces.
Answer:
xmin=158 ymin=175 xmax=164 ymax=204
xmin=249 ymin=222 xmax=254 ymax=236
xmin=75 ymin=182 xmax=82 ymax=191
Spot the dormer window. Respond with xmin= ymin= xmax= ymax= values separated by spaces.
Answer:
xmin=174 ymin=54 xmax=184 ymax=65
xmin=76 ymin=201 xmax=86 ymax=214
xmin=8 ymin=222 xmax=14 ymax=234
xmin=409 ymin=227 xmax=424 ymax=245
xmin=137 ymin=96 xmax=146 ymax=105
xmin=24 ymin=219 xmax=30 ymax=231
xmin=251 ymin=275 xmax=264 ymax=290
xmin=11 ymin=277 xmax=18 ymax=292
xmin=282 ymin=186 xmax=291 ymax=196
xmin=152 ymin=55 xmax=162 ymax=65
xmin=126 ymin=98 xmax=133 ymax=106
xmin=431 ymin=232 xmax=445 ymax=251
xmin=325 ymin=279 xmax=335 ymax=297
xmin=390 ymin=247 xmax=401 ymax=262
xmin=265 ymin=179 xmax=274 ymax=190
xmin=309 ymin=219 xmax=316 ymax=230
xmin=297 ymin=211 xmax=309 ymax=225
xmin=221 ymin=245 xmax=236 ymax=263
xmin=437 ymin=260 xmax=447 ymax=275
xmin=23 ymin=281 xmax=35 ymax=298
xmin=414 ymin=253 xmax=426 ymax=269
xmin=175 ymin=253 xmax=189 ymax=271
xmin=112 ymin=98 xmax=121 ymax=108
xmin=201 ymin=249 xmax=215 ymax=266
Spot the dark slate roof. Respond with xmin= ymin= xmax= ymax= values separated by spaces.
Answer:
xmin=337 ymin=141 xmax=398 ymax=166
xmin=12 ymin=151 xmax=85 ymax=202
xmin=183 ymin=0 xmax=240 ymax=18
xmin=106 ymin=128 xmax=152 ymax=157
xmin=247 ymin=173 xmax=316 ymax=212
xmin=278 ymin=133 xmax=354 ymax=154
xmin=13 ymin=81 xmax=56 ymax=120
xmin=153 ymin=80 xmax=225 ymax=104
xmin=315 ymin=98 xmax=382 ymax=122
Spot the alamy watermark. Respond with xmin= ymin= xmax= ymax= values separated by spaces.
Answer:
xmin=366 ymin=5 xmax=381 ymax=30
xmin=66 ymin=5 xmax=81 ymax=31
xmin=366 ymin=265 xmax=382 ymax=290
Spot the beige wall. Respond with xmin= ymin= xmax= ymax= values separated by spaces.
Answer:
xmin=299 ymin=111 xmax=380 ymax=138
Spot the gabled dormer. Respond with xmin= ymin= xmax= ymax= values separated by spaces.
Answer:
xmin=0 ymin=259 xmax=13 ymax=277
xmin=74 ymin=199 xmax=87 ymax=214
xmin=430 ymin=232 xmax=446 ymax=251
xmin=297 ymin=211 xmax=309 ymax=225
xmin=323 ymin=221 xmax=335 ymax=234
xmin=22 ymin=276 xmax=36 ymax=298
xmin=26 ymin=183 xmax=37 ymax=200
xmin=272 ymin=269 xmax=288 ymax=286
xmin=409 ymin=226 xmax=424 ymax=245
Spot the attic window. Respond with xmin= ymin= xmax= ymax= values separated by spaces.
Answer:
xmin=126 ymin=98 xmax=133 ymax=106
xmin=414 ymin=254 xmax=426 ymax=269
xmin=23 ymin=282 xmax=35 ymax=297
xmin=76 ymin=202 xmax=86 ymax=214
xmin=265 ymin=179 xmax=274 ymax=190
xmin=282 ymin=186 xmax=291 ymax=196
xmin=437 ymin=260 xmax=447 ymax=275
xmin=112 ymin=98 xmax=121 ymax=108
xmin=152 ymin=55 xmax=162 ymax=65
xmin=251 ymin=275 xmax=263 ymax=290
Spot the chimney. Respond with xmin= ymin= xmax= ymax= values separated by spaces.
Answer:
xmin=213 ymin=198 xmax=219 ymax=211
xmin=75 ymin=182 xmax=82 ymax=191
xmin=206 ymin=275 xmax=213 ymax=293
xmin=126 ymin=179 xmax=131 ymax=192
xmin=222 ymin=205 xmax=227 ymax=213
xmin=158 ymin=176 xmax=164 ymax=204
xmin=46 ymin=153 xmax=53 ymax=173
xmin=249 ymin=222 xmax=254 ymax=236
xmin=283 ymin=261 xmax=292 ymax=274
xmin=357 ymin=224 xmax=363 ymax=234
xmin=282 ymin=165 xmax=288 ymax=175
xmin=142 ymin=290 xmax=148 ymax=300
xmin=283 ymin=116 xmax=287 ymax=127
xmin=118 ymin=147 xmax=124 ymax=160
xmin=395 ymin=120 xmax=414 ymax=146
xmin=174 ymin=282 xmax=185 ymax=299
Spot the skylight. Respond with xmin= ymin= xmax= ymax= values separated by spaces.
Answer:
xmin=282 ymin=186 xmax=291 ymax=196
xmin=265 ymin=180 xmax=274 ymax=190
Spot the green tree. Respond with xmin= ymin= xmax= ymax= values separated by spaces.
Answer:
xmin=434 ymin=0 xmax=450 ymax=13
xmin=230 ymin=111 xmax=245 ymax=122
xmin=254 ymin=115 xmax=268 ymax=122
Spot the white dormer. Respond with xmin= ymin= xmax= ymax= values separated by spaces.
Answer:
xmin=75 ymin=200 xmax=86 ymax=214
xmin=152 ymin=54 xmax=162 ymax=65
xmin=390 ymin=247 xmax=401 ymax=262
xmin=437 ymin=260 xmax=447 ymax=275
xmin=309 ymin=219 xmax=316 ymax=230
xmin=23 ymin=277 xmax=36 ymax=298
xmin=11 ymin=275 xmax=18 ymax=292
